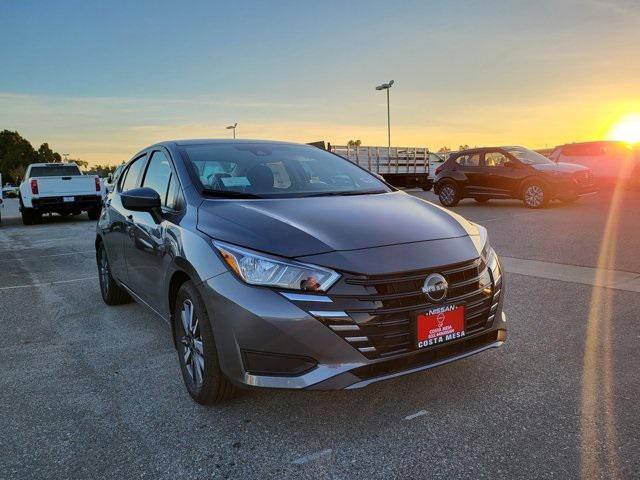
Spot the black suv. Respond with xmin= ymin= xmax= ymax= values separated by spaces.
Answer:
xmin=434 ymin=146 xmax=597 ymax=208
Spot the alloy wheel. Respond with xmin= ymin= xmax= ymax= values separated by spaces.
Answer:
xmin=525 ymin=185 xmax=544 ymax=207
xmin=98 ymin=249 xmax=110 ymax=296
xmin=180 ymin=299 xmax=205 ymax=388
xmin=440 ymin=185 xmax=456 ymax=205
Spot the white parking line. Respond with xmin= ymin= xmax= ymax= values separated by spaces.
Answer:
xmin=0 ymin=276 xmax=98 ymax=291
xmin=0 ymin=250 xmax=95 ymax=263
xmin=292 ymin=448 xmax=333 ymax=465
xmin=404 ymin=410 xmax=427 ymax=420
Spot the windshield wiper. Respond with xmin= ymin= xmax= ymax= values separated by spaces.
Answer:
xmin=298 ymin=189 xmax=388 ymax=197
xmin=202 ymin=189 xmax=263 ymax=199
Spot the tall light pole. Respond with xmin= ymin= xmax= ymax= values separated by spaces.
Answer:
xmin=375 ymin=80 xmax=394 ymax=149
xmin=226 ymin=123 xmax=238 ymax=139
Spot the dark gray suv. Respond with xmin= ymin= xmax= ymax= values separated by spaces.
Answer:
xmin=96 ymin=139 xmax=506 ymax=404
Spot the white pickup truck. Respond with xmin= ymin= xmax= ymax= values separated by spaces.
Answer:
xmin=19 ymin=163 xmax=103 ymax=225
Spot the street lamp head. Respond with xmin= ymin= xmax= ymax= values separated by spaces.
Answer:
xmin=226 ymin=123 xmax=237 ymax=129
xmin=375 ymin=80 xmax=395 ymax=90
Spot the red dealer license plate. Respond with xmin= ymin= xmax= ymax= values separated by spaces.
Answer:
xmin=416 ymin=304 xmax=465 ymax=349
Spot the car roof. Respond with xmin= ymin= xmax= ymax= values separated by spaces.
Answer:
xmin=155 ymin=138 xmax=303 ymax=147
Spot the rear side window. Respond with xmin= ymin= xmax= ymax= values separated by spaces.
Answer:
xmin=120 ymin=155 xmax=147 ymax=192
xmin=30 ymin=165 xmax=81 ymax=177
xmin=455 ymin=153 xmax=480 ymax=166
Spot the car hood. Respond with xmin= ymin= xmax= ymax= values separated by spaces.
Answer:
xmin=197 ymin=191 xmax=478 ymax=258
xmin=531 ymin=162 xmax=588 ymax=173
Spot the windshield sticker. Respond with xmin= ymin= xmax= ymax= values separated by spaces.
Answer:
xmin=220 ymin=176 xmax=251 ymax=187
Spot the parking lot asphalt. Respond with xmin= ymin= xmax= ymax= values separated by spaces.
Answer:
xmin=1 ymin=190 xmax=639 ymax=479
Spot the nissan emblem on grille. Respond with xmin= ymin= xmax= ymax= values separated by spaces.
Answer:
xmin=422 ymin=273 xmax=448 ymax=302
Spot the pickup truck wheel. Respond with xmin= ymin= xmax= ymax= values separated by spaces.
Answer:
xmin=87 ymin=207 xmax=101 ymax=221
xmin=174 ymin=281 xmax=237 ymax=404
xmin=438 ymin=181 xmax=461 ymax=207
xmin=21 ymin=208 xmax=34 ymax=225
xmin=97 ymin=244 xmax=131 ymax=305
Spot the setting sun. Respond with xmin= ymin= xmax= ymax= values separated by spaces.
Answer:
xmin=608 ymin=113 xmax=640 ymax=144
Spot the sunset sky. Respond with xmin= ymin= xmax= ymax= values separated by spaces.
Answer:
xmin=1 ymin=0 xmax=639 ymax=165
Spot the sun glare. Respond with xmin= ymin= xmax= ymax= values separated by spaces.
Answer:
xmin=608 ymin=113 xmax=640 ymax=144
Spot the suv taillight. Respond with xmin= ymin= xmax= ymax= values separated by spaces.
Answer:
xmin=95 ymin=176 xmax=101 ymax=192
xmin=30 ymin=179 xmax=39 ymax=195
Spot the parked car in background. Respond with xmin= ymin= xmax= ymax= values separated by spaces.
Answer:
xmin=103 ymin=163 xmax=126 ymax=195
xmin=549 ymin=141 xmax=639 ymax=188
xmin=434 ymin=146 xmax=597 ymax=208
xmin=97 ymin=139 xmax=506 ymax=404
xmin=2 ymin=183 xmax=20 ymax=198
xmin=19 ymin=163 xmax=103 ymax=225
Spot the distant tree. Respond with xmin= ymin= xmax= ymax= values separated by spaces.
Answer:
xmin=0 ymin=130 xmax=38 ymax=184
xmin=37 ymin=143 xmax=62 ymax=163
xmin=8 ymin=165 xmax=27 ymax=183
xmin=92 ymin=164 xmax=118 ymax=177
xmin=68 ymin=158 xmax=89 ymax=170
xmin=347 ymin=139 xmax=362 ymax=147
xmin=458 ymin=144 xmax=470 ymax=151
xmin=438 ymin=146 xmax=451 ymax=153
xmin=0 ymin=131 xmax=66 ymax=183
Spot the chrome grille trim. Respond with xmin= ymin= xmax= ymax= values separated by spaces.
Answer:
xmin=329 ymin=324 xmax=360 ymax=332
xmin=309 ymin=311 xmax=349 ymax=318
xmin=345 ymin=336 xmax=369 ymax=343
xmin=280 ymin=292 xmax=333 ymax=303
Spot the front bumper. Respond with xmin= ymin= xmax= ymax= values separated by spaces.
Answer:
xmin=199 ymin=263 xmax=506 ymax=391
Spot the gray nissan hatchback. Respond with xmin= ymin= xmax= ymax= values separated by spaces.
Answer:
xmin=96 ymin=139 xmax=507 ymax=404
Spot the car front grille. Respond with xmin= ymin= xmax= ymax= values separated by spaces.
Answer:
xmin=306 ymin=257 xmax=501 ymax=360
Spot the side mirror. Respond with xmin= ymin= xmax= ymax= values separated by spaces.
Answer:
xmin=107 ymin=173 xmax=113 ymax=183
xmin=121 ymin=187 xmax=162 ymax=223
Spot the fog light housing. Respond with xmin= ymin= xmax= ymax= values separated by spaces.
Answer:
xmin=242 ymin=350 xmax=317 ymax=377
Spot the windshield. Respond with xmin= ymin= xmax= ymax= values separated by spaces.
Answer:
xmin=180 ymin=143 xmax=391 ymax=198
xmin=503 ymin=146 xmax=554 ymax=165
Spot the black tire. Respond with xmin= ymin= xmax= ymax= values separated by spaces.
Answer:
xmin=97 ymin=243 xmax=131 ymax=305
xmin=522 ymin=180 xmax=550 ymax=208
xmin=437 ymin=180 xmax=461 ymax=207
xmin=21 ymin=208 xmax=34 ymax=225
xmin=174 ymin=281 xmax=236 ymax=404
xmin=87 ymin=207 xmax=101 ymax=221
xmin=474 ymin=198 xmax=489 ymax=203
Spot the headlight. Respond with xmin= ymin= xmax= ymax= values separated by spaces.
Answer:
xmin=469 ymin=222 xmax=501 ymax=281
xmin=213 ymin=241 xmax=340 ymax=292
xmin=483 ymin=243 xmax=501 ymax=282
